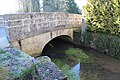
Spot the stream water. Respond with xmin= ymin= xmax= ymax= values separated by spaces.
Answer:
xmin=42 ymin=38 xmax=81 ymax=80
xmin=42 ymin=38 xmax=120 ymax=80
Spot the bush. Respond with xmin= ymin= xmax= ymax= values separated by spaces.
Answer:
xmin=84 ymin=0 xmax=120 ymax=35
xmin=82 ymin=31 xmax=120 ymax=59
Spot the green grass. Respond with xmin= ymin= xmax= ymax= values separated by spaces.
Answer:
xmin=64 ymin=48 xmax=94 ymax=63
xmin=52 ymin=59 xmax=79 ymax=80
xmin=52 ymin=48 xmax=95 ymax=80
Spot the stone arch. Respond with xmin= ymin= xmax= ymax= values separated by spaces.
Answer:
xmin=12 ymin=29 xmax=73 ymax=56
xmin=39 ymin=29 xmax=73 ymax=55
xmin=41 ymin=35 xmax=73 ymax=55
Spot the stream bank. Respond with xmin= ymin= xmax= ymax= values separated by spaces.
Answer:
xmin=42 ymin=38 xmax=120 ymax=80
xmin=80 ymin=47 xmax=120 ymax=80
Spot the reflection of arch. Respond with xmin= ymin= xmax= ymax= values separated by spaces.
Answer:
xmin=42 ymin=35 xmax=72 ymax=54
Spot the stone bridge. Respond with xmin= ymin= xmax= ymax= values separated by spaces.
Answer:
xmin=0 ymin=12 xmax=82 ymax=56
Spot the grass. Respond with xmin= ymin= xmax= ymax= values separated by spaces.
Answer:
xmin=52 ymin=59 xmax=79 ymax=80
xmin=52 ymin=48 xmax=95 ymax=80
xmin=64 ymin=48 xmax=95 ymax=63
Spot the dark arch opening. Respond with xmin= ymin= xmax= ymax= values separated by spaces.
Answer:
xmin=41 ymin=35 xmax=73 ymax=58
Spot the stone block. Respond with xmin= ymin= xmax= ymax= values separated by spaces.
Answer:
xmin=11 ymin=41 xmax=20 ymax=49
xmin=8 ymin=20 xmax=22 ymax=26
xmin=5 ymin=14 xmax=31 ymax=20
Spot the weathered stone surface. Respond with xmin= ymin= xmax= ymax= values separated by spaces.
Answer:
xmin=35 ymin=61 xmax=67 ymax=80
xmin=33 ymin=57 xmax=67 ymax=80
xmin=0 ymin=47 xmax=34 ymax=79
xmin=5 ymin=12 xmax=82 ymax=42
xmin=0 ymin=47 xmax=67 ymax=80
xmin=10 ymin=41 xmax=20 ymax=49
xmin=19 ymin=29 xmax=73 ymax=56
xmin=1 ymin=12 xmax=82 ymax=55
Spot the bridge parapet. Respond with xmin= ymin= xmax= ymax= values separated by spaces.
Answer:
xmin=5 ymin=12 xmax=82 ymax=42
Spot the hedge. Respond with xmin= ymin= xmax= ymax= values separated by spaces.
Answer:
xmin=82 ymin=31 xmax=120 ymax=59
xmin=84 ymin=0 xmax=120 ymax=35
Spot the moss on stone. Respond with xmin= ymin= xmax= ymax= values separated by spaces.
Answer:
xmin=0 ymin=49 xmax=5 ymax=54
xmin=0 ymin=67 xmax=10 ymax=80
xmin=13 ymin=64 xmax=40 ymax=80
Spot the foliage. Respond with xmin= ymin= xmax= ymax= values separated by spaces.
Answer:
xmin=17 ymin=0 xmax=40 ymax=12
xmin=31 ymin=0 xmax=40 ymax=12
xmin=52 ymin=48 xmax=94 ymax=80
xmin=43 ymin=0 xmax=66 ymax=12
xmin=64 ymin=48 xmax=94 ymax=63
xmin=82 ymin=31 xmax=120 ymax=59
xmin=82 ymin=31 xmax=93 ymax=46
xmin=43 ymin=0 xmax=81 ymax=14
xmin=95 ymin=33 xmax=120 ymax=58
xmin=84 ymin=0 xmax=120 ymax=35
xmin=66 ymin=0 xmax=81 ymax=14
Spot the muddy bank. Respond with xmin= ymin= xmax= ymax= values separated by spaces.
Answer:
xmin=42 ymin=37 xmax=120 ymax=80
xmin=80 ymin=48 xmax=120 ymax=80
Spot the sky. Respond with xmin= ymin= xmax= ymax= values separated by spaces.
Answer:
xmin=0 ymin=0 xmax=19 ymax=15
xmin=75 ymin=0 xmax=87 ymax=9
xmin=0 ymin=0 xmax=87 ymax=15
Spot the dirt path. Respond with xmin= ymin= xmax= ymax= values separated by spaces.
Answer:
xmin=80 ymin=48 xmax=120 ymax=80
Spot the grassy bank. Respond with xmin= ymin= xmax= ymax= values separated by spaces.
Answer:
xmin=52 ymin=48 xmax=94 ymax=80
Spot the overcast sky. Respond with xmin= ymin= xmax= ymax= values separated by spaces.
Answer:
xmin=75 ymin=0 xmax=87 ymax=9
xmin=0 ymin=0 xmax=87 ymax=15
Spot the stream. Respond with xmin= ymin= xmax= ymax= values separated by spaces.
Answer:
xmin=42 ymin=38 xmax=81 ymax=80
xmin=42 ymin=38 xmax=120 ymax=80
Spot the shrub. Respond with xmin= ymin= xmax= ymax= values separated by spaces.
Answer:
xmin=82 ymin=31 xmax=120 ymax=59
xmin=84 ymin=0 xmax=120 ymax=35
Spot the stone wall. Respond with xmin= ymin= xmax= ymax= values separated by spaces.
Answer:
xmin=5 ymin=12 xmax=82 ymax=42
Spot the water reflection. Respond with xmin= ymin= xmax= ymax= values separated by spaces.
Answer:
xmin=70 ymin=63 xmax=80 ymax=80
